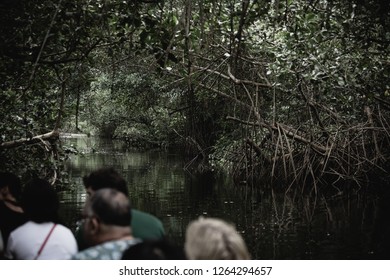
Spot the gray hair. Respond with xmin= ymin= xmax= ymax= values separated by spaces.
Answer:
xmin=85 ymin=188 xmax=131 ymax=226
xmin=185 ymin=217 xmax=250 ymax=260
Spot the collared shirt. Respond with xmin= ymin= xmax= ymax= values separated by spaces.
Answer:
xmin=71 ymin=238 xmax=141 ymax=260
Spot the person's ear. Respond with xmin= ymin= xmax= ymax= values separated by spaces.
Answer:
xmin=89 ymin=216 xmax=100 ymax=234
xmin=86 ymin=187 xmax=94 ymax=198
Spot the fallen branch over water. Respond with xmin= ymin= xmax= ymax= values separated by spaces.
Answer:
xmin=0 ymin=130 xmax=60 ymax=149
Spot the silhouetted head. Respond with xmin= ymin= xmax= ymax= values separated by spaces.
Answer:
xmin=0 ymin=171 xmax=22 ymax=201
xmin=22 ymin=178 xmax=59 ymax=223
xmin=121 ymin=238 xmax=186 ymax=260
xmin=83 ymin=167 xmax=128 ymax=197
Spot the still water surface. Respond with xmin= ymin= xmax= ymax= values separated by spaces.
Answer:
xmin=58 ymin=136 xmax=389 ymax=259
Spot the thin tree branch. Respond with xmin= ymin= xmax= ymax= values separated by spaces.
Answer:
xmin=226 ymin=116 xmax=328 ymax=154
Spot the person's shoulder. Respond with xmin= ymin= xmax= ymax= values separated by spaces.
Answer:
xmin=6 ymin=221 xmax=29 ymax=242
xmin=54 ymin=224 xmax=77 ymax=241
xmin=56 ymin=223 xmax=74 ymax=233
xmin=10 ymin=220 xmax=30 ymax=232
xmin=131 ymin=209 xmax=165 ymax=238
xmin=71 ymin=249 xmax=92 ymax=260
xmin=71 ymin=243 xmax=103 ymax=260
xmin=100 ymin=238 xmax=140 ymax=249
xmin=71 ymin=239 xmax=141 ymax=260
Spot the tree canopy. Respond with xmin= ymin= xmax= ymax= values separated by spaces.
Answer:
xmin=1 ymin=0 xmax=389 ymax=191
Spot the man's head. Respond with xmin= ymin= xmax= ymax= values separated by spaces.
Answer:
xmin=83 ymin=188 xmax=132 ymax=246
xmin=0 ymin=172 xmax=22 ymax=201
xmin=82 ymin=167 xmax=128 ymax=197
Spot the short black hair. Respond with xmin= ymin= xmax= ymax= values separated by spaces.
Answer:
xmin=82 ymin=167 xmax=128 ymax=196
xmin=88 ymin=188 xmax=131 ymax=226
xmin=0 ymin=171 xmax=22 ymax=200
xmin=22 ymin=178 xmax=59 ymax=223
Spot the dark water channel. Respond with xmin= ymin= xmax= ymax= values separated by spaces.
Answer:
xmin=58 ymin=136 xmax=390 ymax=259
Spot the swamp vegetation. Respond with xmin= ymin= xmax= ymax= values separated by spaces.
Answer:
xmin=1 ymin=0 xmax=389 ymax=195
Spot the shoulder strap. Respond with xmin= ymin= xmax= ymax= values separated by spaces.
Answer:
xmin=34 ymin=224 xmax=57 ymax=260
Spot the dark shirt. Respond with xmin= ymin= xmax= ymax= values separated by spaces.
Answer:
xmin=0 ymin=201 xmax=27 ymax=248
xmin=130 ymin=209 xmax=165 ymax=240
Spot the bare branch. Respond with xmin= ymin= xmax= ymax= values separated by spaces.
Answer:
xmin=226 ymin=116 xmax=328 ymax=154
xmin=0 ymin=130 xmax=60 ymax=150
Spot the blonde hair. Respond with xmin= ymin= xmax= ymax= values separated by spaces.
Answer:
xmin=185 ymin=217 xmax=250 ymax=260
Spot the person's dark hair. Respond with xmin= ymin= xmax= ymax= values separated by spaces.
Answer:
xmin=22 ymin=178 xmax=59 ymax=223
xmin=121 ymin=239 xmax=186 ymax=260
xmin=83 ymin=167 xmax=128 ymax=196
xmin=88 ymin=188 xmax=131 ymax=226
xmin=0 ymin=171 xmax=22 ymax=200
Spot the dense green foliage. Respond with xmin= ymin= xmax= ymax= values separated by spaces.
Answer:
xmin=1 ymin=0 xmax=389 ymax=190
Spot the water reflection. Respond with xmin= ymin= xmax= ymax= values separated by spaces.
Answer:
xmin=58 ymin=137 xmax=390 ymax=259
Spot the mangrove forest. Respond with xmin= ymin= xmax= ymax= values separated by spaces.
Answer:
xmin=1 ymin=0 xmax=390 ymax=260
xmin=1 ymin=0 xmax=389 ymax=192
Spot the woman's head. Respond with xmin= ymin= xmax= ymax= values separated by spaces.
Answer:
xmin=22 ymin=178 xmax=59 ymax=223
xmin=185 ymin=217 xmax=250 ymax=260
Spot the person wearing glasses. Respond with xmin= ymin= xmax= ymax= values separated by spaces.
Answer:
xmin=71 ymin=188 xmax=140 ymax=260
xmin=74 ymin=167 xmax=165 ymax=250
